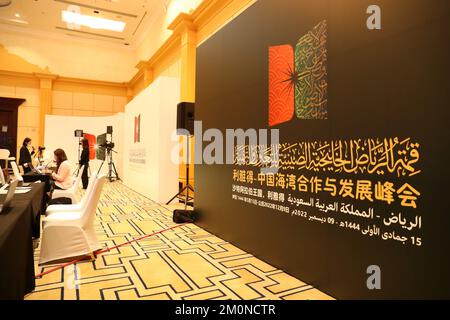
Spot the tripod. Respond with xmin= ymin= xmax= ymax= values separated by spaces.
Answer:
xmin=73 ymin=137 xmax=82 ymax=176
xmin=97 ymin=148 xmax=119 ymax=182
xmin=166 ymin=135 xmax=194 ymax=206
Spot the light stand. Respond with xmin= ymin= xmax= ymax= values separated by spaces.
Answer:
xmin=166 ymin=135 xmax=194 ymax=206
xmin=73 ymin=129 xmax=83 ymax=176
xmin=73 ymin=137 xmax=82 ymax=176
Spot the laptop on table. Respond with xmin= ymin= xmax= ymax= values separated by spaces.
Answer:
xmin=0 ymin=180 xmax=18 ymax=214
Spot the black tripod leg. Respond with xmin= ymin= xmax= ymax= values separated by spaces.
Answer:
xmin=166 ymin=134 xmax=194 ymax=206
xmin=111 ymin=162 xmax=119 ymax=180
xmin=166 ymin=186 xmax=188 ymax=205
xmin=107 ymin=157 xmax=112 ymax=181
xmin=187 ymin=184 xmax=195 ymax=204
xmin=97 ymin=161 xmax=104 ymax=175
xmin=108 ymin=164 xmax=112 ymax=181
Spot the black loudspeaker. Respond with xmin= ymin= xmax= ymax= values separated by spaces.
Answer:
xmin=176 ymin=102 xmax=195 ymax=136
xmin=107 ymin=126 xmax=113 ymax=134
xmin=74 ymin=129 xmax=83 ymax=138
xmin=173 ymin=209 xmax=195 ymax=223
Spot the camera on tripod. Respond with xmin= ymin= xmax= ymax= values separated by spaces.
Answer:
xmin=99 ymin=141 xmax=115 ymax=151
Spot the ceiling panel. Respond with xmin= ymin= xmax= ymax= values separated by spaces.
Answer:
xmin=0 ymin=0 xmax=167 ymax=46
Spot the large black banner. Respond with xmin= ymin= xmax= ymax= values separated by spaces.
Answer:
xmin=195 ymin=0 xmax=450 ymax=299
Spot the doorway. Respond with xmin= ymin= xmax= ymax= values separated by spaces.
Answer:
xmin=0 ymin=97 xmax=25 ymax=159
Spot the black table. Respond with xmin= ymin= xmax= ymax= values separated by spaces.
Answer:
xmin=0 ymin=183 xmax=45 ymax=300
xmin=23 ymin=171 xmax=52 ymax=193
xmin=23 ymin=172 xmax=52 ymax=212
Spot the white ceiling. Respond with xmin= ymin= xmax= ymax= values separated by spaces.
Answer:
xmin=0 ymin=0 xmax=170 ymax=48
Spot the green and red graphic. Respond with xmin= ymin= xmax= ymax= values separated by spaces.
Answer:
xmin=269 ymin=20 xmax=328 ymax=126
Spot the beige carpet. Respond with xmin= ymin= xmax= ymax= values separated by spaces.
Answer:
xmin=26 ymin=181 xmax=333 ymax=300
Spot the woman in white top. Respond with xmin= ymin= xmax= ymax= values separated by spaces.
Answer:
xmin=51 ymin=148 xmax=73 ymax=190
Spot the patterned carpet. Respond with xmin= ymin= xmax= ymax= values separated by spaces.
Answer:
xmin=25 ymin=182 xmax=333 ymax=300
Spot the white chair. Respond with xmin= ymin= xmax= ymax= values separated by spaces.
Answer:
xmin=39 ymin=175 xmax=106 ymax=265
xmin=0 ymin=164 xmax=6 ymax=185
xmin=52 ymin=165 xmax=84 ymax=203
xmin=10 ymin=161 xmax=24 ymax=182
xmin=46 ymin=172 xmax=97 ymax=216
xmin=0 ymin=149 xmax=15 ymax=172
xmin=0 ymin=149 xmax=10 ymax=159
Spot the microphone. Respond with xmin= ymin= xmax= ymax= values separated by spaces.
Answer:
xmin=35 ymin=159 xmax=53 ymax=173
xmin=44 ymin=159 xmax=55 ymax=169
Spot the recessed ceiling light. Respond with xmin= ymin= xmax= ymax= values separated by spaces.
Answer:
xmin=61 ymin=10 xmax=126 ymax=32
xmin=15 ymin=13 xmax=20 ymax=18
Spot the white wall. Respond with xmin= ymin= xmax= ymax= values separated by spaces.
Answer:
xmin=123 ymin=76 xmax=179 ymax=203
xmin=44 ymin=76 xmax=180 ymax=203
xmin=44 ymin=113 xmax=124 ymax=177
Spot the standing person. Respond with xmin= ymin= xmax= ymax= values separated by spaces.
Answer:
xmin=80 ymin=138 xmax=90 ymax=189
xmin=51 ymin=148 xmax=73 ymax=191
xmin=19 ymin=137 xmax=35 ymax=173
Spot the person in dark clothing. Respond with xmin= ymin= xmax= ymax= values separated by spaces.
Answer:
xmin=80 ymin=138 xmax=90 ymax=189
xmin=18 ymin=137 xmax=35 ymax=174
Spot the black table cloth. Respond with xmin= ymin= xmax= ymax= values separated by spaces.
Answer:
xmin=23 ymin=172 xmax=52 ymax=193
xmin=0 ymin=183 xmax=45 ymax=300
xmin=23 ymin=172 xmax=51 ymax=215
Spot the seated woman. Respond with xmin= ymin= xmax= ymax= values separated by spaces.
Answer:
xmin=18 ymin=137 xmax=35 ymax=174
xmin=51 ymin=148 xmax=73 ymax=190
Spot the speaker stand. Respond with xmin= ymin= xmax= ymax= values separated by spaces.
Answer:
xmin=166 ymin=135 xmax=194 ymax=207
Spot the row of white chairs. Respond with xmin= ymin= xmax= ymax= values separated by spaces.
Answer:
xmin=2 ymin=158 xmax=105 ymax=265
xmin=6 ymin=159 xmax=85 ymax=203
xmin=40 ymin=173 xmax=106 ymax=265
